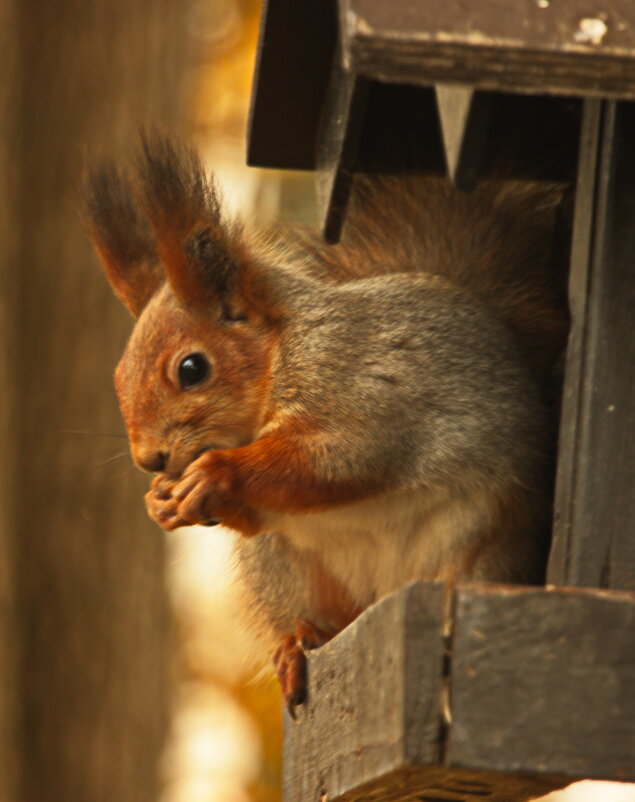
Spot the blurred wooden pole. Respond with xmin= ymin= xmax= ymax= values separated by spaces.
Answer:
xmin=1 ymin=1 xmax=193 ymax=800
xmin=0 ymin=0 xmax=19 ymax=798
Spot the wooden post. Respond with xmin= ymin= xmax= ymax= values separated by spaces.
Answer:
xmin=549 ymin=99 xmax=635 ymax=590
xmin=2 ymin=2 xmax=193 ymax=800
xmin=0 ymin=0 xmax=19 ymax=796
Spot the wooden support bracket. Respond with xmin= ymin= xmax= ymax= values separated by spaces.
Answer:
xmin=434 ymin=86 xmax=492 ymax=190
xmin=284 ymin=581 xmax=635 ymax=802
xmin=316 ymin=54 xmax=369 ymax=242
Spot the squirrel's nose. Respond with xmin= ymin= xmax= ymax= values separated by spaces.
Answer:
xmin=135 ymin=449 xmax=168 ymax=473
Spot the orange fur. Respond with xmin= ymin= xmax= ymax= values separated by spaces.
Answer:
xmin=307 ymin=554 xmax=363 ymax=633
xmin=177 ymin=421 xmax=386 ymax=522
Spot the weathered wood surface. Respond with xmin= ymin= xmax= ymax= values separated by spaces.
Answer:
xmin=247 ymin=0 xmax=584 ymax=177
xmin=284 ymin=581 xmax=635 ymax=802
xmin=247 ymin=0 xmax=582 ymax=241
xmin=549 ymin=99 xmax=635 ymax=591
xmin=449 ymin=584 xmax=635 ymax=779
xmin=341 ymin=0 xmax=635 ymax=99
xmin=284 ymin=583 xmax=450 ymax=802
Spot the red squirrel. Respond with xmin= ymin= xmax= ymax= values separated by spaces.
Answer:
xmin=84 ymin=136 xmax=568 ymax=715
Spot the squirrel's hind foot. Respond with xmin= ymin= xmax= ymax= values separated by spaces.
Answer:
xmin=272 ymin=619 xmax=333 ymax=719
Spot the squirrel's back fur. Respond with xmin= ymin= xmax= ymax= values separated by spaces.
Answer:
xmin=279 ymin=175 xmax=568 ymax=397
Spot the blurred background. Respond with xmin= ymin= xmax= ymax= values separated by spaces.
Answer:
xmin=0 ymin=1 xmax=632 ymax=801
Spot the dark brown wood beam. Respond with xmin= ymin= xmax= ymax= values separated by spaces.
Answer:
xmin=340 ymin=0 xmax=635 ymax=99
xmin=549 ymin=99 xmax=635 ymax=591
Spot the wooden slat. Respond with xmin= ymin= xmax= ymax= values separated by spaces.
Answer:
xmin=549 ymin=99 xmax=635 ymax=590
xmin=247 ymin=0 xmax=337 ymax=170
xmin=284 ymin=582 xmax=635 ymax=800
xmin=317 ymin=80 xmax=445 ymax=242
xmin=449 ymin=584 xmax=635 ymax=780
xmin=340 ymin=0 xmax=635 ymax=99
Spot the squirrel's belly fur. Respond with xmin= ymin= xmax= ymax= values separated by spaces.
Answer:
xmin=251 ymin=483 xmax=497 ymax=609
xmin=235 ymin=474 xmax=544 ymax=655
xmin=84 ymin=136 xmax=569 ymax=696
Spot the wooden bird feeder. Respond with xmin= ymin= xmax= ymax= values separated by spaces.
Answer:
xmin=247 ymin=2 xmax=635 ymax=800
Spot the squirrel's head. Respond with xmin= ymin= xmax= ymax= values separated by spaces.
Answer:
xmin=84 ymin=135 xmax=278 ymax=476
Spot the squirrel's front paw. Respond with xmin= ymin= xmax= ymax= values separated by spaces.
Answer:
xmin=145 ymin=470 xmax=223 ymax=531
xmin=145 ymin=474 xmax=190 ymax=531
xmin=169 ymin=452 xmax=227 ymax=526
xmin=170 ymin=452 xmax=262 ymax=535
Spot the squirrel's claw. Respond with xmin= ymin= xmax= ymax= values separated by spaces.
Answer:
xmin=273 ymin=634 xmax=307 ymax=720
xmin=145 ymin=475 xmax=188 ymax=530
xmin=146 ymin=453 xmax=262 ymax=535
xmin=144 ymin=466 xmax=218 ymax=530
xmin=272 ymin=620 xmax=334 ymax=719
xmin=175 ymin=478 xmax=214 ymax=525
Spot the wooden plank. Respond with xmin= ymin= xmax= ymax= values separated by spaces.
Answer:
xmin=247 ymin=0 xmax=337 ymax=170
xmin=284 ymin=582 xmax=448 ymax=802
xmin=549 ymin=99 xmax=635 ymax=591
xmin=340 ymin=0 xmax=635 ymax=99
xmin=284 ymin=583 xmax=570 ymax=802
xmin=247 ymin=4 xmax=582 ymax=176
xmin=317 ymin=79 xmax=445 ymax=242
xmin=548 ymin=99 xmax=603 ymax=587
xmin=449 ymin=584 xmax=635 ymax=781
xmin=435 ymin=86 xmax=492 ymax=190
xmin=285 ymin=582 xmax=635 ymax=800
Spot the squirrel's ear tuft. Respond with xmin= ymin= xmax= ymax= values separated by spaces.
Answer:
xmin=136 ymin=133 xmax=244 ymax=311
xmin=83 ymin=159 xmax=162 ymax=317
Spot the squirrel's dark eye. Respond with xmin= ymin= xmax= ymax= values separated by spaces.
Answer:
xmin=178 ymin=353 xmax=210 ymax=390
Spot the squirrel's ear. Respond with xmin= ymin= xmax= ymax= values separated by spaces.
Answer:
xmin=136 ymin=134 xmax=245 ymax=313
xmin=83 ymin=160 xmax=162 ymax=317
